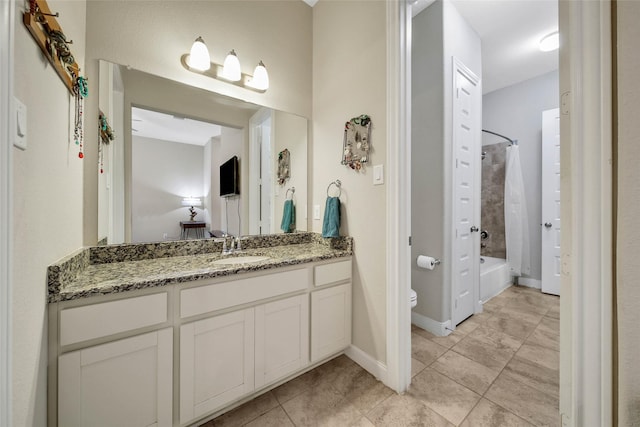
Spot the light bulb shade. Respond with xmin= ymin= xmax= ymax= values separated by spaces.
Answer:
xmin=181 ymin=197 xmax=202 ymax=207
xmin=221 ymin=50 xmax=241 ymax=82
xmin=539 ymin=31 xmax=559 ymax=52
xmin=248 ymin=61 xmax=269 ymax=90
xmin=187 ymin=37 xmax=211 ymax=71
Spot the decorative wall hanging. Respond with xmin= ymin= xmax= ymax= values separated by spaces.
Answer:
xmin=98 ymin=111 xmax=115 ymax=173
xmin=73 ymin=76 xmax=88 ymax=158
xmin=277 ymin=148 xmax=290 ymax=185
xmin=23 ymin=0 xmax=82 ymax=95
xmin=342 ymin=114 xmax=371 ymax=170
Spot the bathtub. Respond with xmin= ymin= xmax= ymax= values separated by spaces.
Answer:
xmin=480 ymin=256 xmax=511 ymax=303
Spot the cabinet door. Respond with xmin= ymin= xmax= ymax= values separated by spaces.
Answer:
xmin=180 ymin=308 xmax=255 ymax=424
xmin=58 ymin=328 xmax=173 ymax=427
xmin=311 ymin=283 xmax=352 ymax=362
xmin=255 ymin=294 xmax=309 ymax=389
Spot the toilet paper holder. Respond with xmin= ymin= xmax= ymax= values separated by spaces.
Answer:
xmin=416 ymin=255 xmax=442 ymax=270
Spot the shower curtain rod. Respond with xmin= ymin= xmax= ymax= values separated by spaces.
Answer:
xmin=482 ymin=129 xmax=517 ymax=145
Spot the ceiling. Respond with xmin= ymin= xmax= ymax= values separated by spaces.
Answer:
xmin=413 ymin=0 xmax=559 ymax=94
xmin=131 ymin=107 xmax=222 ymax=146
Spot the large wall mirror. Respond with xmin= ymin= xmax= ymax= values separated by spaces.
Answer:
xmin=97 ymin=61 xmax=308 ymax=245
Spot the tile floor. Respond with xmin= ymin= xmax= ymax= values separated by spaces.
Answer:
xmin=201 ymin=285 xmax=560 ymax=427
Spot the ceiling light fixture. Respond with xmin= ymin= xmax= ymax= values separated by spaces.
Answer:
xmin=539 ymin=31 xmax=559 ymax=52
xmin=181 ymin=38 xmax=269 ymax=92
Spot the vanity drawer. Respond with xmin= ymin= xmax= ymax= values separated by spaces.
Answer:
xmin=59 ymin=293 xmax=168 ymax=346
xmin=314 ymin=259 xmax=352 ymax=287
xmin=180 ymin=268 xmax=309 ymax=318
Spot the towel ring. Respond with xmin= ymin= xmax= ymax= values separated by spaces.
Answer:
xmin=327 ymin=180 xmax=342 ymax=197
xmin=286 ymin=187 xmax=295 ymax=200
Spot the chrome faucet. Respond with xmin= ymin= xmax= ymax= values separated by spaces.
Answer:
xmin=222 ymin=234 xmax=243 ymax=255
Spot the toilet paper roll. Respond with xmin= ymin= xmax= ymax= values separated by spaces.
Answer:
xmin=417 ymin=255 xmax=437 ymax=270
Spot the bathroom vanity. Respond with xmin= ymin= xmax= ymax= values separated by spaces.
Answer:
xmin=46 ymin=233 xmax=352 ymax=427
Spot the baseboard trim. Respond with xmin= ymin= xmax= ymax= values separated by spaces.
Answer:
xmin=517 ymin=278 xmax=542 ymax=289
xmin=344 ymin=345 xmax=388 ymax=384
xmin=411 ymin=312 xmax=451 ymax=337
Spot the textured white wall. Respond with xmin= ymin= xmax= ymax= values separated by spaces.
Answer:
xmin=482 ymin=70 xmax=559 ymax=281
xmin=617 ymin=2 xmax=640 ymax=424
xmin=312 ymin=0 xmax=387 ymax=362
xmin=12 ymin=0 xmax=86 ymax=424
xmin=131 ymin=136 xmax=205 ymax=242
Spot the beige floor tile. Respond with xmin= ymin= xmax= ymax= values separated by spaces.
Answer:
xmin=367 ymin=393 xmax=454 ymax=427
xmin=526 ymin=326 xmax=560 ymax=352
xmin=469 ymin=310 xmax=494 ymax=324
xmin=503 ymin=297 xmax=549 ymax=316
xmin=409 ymin=368 xmax=481 ymax=425
xmin=273 ymin=364 xmax=332 ymax=404
xmin=281 ymin=382 xmax=363 ymax=427
xmin=455 ymin=318 xmax=481 ymax=335
xmin=460 ymin=398 xmax=535 ymax=427
xmin=499 ymin=303 xmax=546 ymax=324
xmin=484 ymin=311 xmax=538 ymax=340
xmin=210 ymin=391 xmax=279 ymax=427
xmin=351 ymin=416 xmax=376 ymax=427
xmin=412 ymin=324 xmax=437 ymax=340
xmin=482 ymin=299 xmax=503 ymax=313
xmin=244 ymin=406 xmax=294 ymax=427
xmin=452 ymin=325 xmax=522 ymax=372
xmin=486 ymin=374 xmax=560 ymax=426
xmin=412 ymin=333 xmax=448 ymax=366
xmin=538 ymin=316 xmax=560 ymax=335
xmin=488 ymin=292 xmax=516 ymax=306
xmin=412 ymin=357 xmax=427 ymax=378
xmin=546 ymin=304 xmax=560 ymax=320
xmin=518 ymin=291 xmax=559 ymax=310
xmin=333 ymin=368 xmax=394 ymax=413
xmin=515 ymin=343 xmax=559 ymax=372
xmin=504 ymin=356 xmax=559 ymax=399
xmin=429 ymin=333 xmax=463 ymax=349
xmin=432 ymin=351 xmax=500 ymax=395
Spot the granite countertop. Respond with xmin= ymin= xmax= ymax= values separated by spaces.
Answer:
xmin=48 ymin=233 xmax=352 ymax=303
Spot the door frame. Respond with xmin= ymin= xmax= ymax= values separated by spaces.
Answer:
xmin=0 ymin=0 xmax=14 ymax=423
xmin=558 ymin=0 xmax=613 ymax=425
xmin=248 ymin=108 xmax=274 ymax=235
xmin=387 ymin=0 xmax=615 ymax=418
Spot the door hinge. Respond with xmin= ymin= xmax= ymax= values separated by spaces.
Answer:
xmin=455 ymin=299 xmax=458 ymax=309
xmin=408 ymin=236 xmax=412 ymax=246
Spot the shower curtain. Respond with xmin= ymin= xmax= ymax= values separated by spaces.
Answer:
xmin=504 ymin=145 xmax=531 ymax=277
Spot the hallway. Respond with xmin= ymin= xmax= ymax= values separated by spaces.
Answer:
xmin=203 ymin=285 xmax=559 ymax=426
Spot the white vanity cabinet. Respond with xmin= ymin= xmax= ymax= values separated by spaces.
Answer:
xmin=180 ymin=308 xmax=255 ymax=424
xmin=50 ymin=257 xmax=352 ymax=427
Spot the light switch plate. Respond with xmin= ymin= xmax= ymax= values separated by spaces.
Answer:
xmin=313 ymin=205 xmax=320 ymax=220
xmin=373 ymin=164 xmax=384 ymax=185
xmin=13 ymin=97 xmax=27 ymax=150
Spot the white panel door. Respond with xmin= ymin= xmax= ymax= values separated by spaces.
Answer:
xmin=452 ymin=58 xmax=481 ymax=326
xmin=58 ymin=328 xmax=173 ymax=427
xmin=541 ymin=108 xmax=561 ymax=296
xmin=180 ymin=308 xmax=255 ymax=424
xmin=311 ymin=283 xmax=352 ymax=362
xmin=255 ymin=294 xmax=309 ymax=388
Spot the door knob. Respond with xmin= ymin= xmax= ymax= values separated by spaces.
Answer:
xmin=544 ymin=222 xmax=552 ymax=228
xmin=470 ymin=226 xmax=479 ymax=233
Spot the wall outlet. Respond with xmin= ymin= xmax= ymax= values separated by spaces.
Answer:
xmin=313 ymin=205 xmax=320 ymax=220
xmin=162 ymin=233 xmax=168 ymax=240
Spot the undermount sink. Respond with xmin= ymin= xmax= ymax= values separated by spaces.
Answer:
xmin=212 ymin=255 xmax=271 ymax=265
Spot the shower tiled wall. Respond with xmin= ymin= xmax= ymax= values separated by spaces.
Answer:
xmin=481 ymin=142 xmax=508 ymax=259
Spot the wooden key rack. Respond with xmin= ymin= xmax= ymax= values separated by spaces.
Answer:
xmin=23 ymin=0 xmax=80 ymax=94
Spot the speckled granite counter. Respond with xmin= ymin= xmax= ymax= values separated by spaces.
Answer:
xmin=48 ymin=233 xmax=352 ymax=303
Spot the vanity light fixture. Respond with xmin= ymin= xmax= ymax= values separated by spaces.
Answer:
xmin=181 ymin=38 xmax=269 ymax=92
xmin=187 ymin=37 xmax=211 ymax=71
xmin=221 ymin=49 xmax=242 ymax=81
xmin=539 ymin=31 xmax=559 ymax=52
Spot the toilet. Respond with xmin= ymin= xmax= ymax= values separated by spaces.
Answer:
xmin=410 ymin=288 xmax=417 ymax=309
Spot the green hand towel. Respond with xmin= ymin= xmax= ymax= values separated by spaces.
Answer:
xmin=322 ymin=196 xmax=341 ymax=238
xmin=280 ymin=199 xmax=295 ymax=233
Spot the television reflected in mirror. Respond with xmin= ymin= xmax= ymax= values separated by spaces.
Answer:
xmin=97 ymin=60 xmax=308 ymax=245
